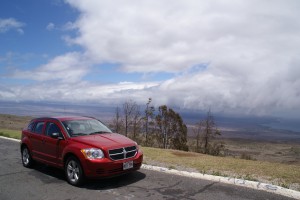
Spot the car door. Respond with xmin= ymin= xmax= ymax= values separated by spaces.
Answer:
xmin=42 ymin=121 xmax=67 ymax=167
xmin=30 ymin=121 xmax=46 ymax=160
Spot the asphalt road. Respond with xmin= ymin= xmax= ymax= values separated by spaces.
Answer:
xmin=0 ymin=137 xmax=294 ymax=200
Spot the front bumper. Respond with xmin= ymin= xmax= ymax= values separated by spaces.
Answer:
xmin=82 ymin=150 xmax=143 ymax=178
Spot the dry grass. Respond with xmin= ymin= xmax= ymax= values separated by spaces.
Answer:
xmin=0 ymin=129 xmax=22 ymax=139
xmin=142 ymin=147 xmax=300 ymax=190
xmin=223 ymin=139 xmax=300 ymax=165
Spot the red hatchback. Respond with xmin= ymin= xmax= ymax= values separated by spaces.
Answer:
xmin=20 ymin=116 xmax=143 ymax=186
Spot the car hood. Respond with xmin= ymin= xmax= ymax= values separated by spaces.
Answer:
xmin=70 ymin=133 xmax=136 ymax=149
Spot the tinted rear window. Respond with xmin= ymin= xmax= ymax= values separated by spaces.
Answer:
xmin=34 ymin=121 xmax=45 ymax=134
xmin=27 ymin=122 xmax=35 ymax=131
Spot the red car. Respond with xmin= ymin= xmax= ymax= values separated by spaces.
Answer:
xmin=20 ymin=116 xmax=143 ymax=186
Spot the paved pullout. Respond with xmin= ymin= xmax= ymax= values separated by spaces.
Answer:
xmin=0 ymin=137 xmax=295 ymax=200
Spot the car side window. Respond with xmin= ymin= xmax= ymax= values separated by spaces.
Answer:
xmin=34 ymin=121 xmax=45 ymax=134
xmin=27 ymin=122 xmax=34 ymax=131
xmin=46 ymin=122 xmax=62 ymax=137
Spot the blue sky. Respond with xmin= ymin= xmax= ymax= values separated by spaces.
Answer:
xmin=1 ymin=0 xmax=77 ymax=82
xmin=1 ymin=0 xmax=300 ymax=119
xmin=0 ymin=1 xmax=76 ymax=56
xmin=0 ymin=0 xmax=173 ymax=84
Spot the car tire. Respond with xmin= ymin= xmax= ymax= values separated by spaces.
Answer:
xmin=21 ymin=146 xmax=34 ymax=168
xmin=65 ymin=156 xmax=84 ymax=186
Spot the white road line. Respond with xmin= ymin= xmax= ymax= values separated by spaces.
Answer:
xmin=0 ymin=136 xmax=21 ymax=142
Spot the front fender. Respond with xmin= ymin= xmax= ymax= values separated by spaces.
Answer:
xmin=62 ymin=143 xmax=90 ymax=167
xmin=20 ymin=136 xmax=32 ymax=152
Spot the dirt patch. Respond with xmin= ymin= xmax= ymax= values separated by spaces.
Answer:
xmin=172 ymin=151 xmax=199 ymax=157
xmin=0 ymin=114 xmax=32 ymax=130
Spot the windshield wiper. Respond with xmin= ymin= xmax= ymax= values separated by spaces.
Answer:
xmin=71 ymin=133 xmax=87 ymax=137
xmin=89 ymin=131 xmax=109 ymax=135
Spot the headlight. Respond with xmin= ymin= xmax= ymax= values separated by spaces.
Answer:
xmin=81 ymin=148 xmax=104 ymax=159
xmin=134 ymin=142 xmax=139 ymax=150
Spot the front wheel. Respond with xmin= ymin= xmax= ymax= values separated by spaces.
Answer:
xmin=21 ymin=146 xmax=34 ymax=168
xmin=65 ymin=156 xmax=84 ymax=186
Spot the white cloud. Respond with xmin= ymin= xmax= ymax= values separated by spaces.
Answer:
xmin=0 ymin=80 xmax=158 ymax=104
xmin=46 ymin=22 xmax=55 ymax=31
xmin=62 ymin=0 xmax=300 ymax=117
xmin=65 ymin=0 xmax=300 ymax=73
xmin=63 ymin=21 xmax=76 ymax=31
xmin=0 ymin=18 xmax=25 ymax=34
xmin=11 ymin=52 xmax=91 ymax=83
xmin=2 ymin=0 xmax=300 ymax=118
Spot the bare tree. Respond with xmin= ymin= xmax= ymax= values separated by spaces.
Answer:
xmin=144 ymin=98 xmax=155 ymax=146
xmin=111 ymin=106 xmax=122 ymax=133
xmin=192 ymin=122 xmax=202 ymax=153
xmin=123 ymin=99 xmax=138 ymax=137
xmin=196 ymin=109 xmax=223 ymax=155
xmin=132 ymin=104 xmax=141 ymax=141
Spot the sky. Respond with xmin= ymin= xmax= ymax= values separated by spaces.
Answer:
xmin=1 ymin=0 xmax=300 ymax=119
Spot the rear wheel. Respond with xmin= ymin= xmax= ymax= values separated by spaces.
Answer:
xmin=65 ymin=156 xmax=84 ymax=186
xmin=21 ymin=146 xmax=34 ymax=168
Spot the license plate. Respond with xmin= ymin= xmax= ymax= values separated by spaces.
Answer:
xmin=123 ymin=161 xmax=133 ymax=170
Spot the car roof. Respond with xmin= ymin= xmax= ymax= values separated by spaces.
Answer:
xmin=32 ymin=116 xmax=95 ymax=122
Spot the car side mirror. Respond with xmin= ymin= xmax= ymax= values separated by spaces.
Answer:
xmin=51 ymin=132 xmax=63 ymax=140
xmin=110 ymin=128 xmax=116 ymax=133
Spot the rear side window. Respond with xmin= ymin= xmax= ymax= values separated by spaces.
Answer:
xmin=27 ymin=122 xmax=34 ymax=131
xmin=34 ymin=121 xmax=45 ymax=134
xmin=45 ymin=122 xmax=62 ymax=137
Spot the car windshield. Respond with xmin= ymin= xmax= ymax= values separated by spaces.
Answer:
xmin=62 ymin=119 xmax=112 ymax=137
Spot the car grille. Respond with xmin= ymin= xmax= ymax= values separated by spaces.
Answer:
xmin=108 ymin=146 xmax=137 ymax=161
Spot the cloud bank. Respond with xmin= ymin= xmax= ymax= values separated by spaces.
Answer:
xmin=2 ymin=0 xmax=300 ymax=118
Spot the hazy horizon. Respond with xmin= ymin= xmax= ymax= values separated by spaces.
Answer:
xmin=1 ymin=101 xmax=300 ymax=134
